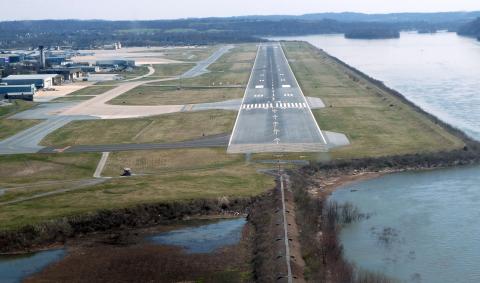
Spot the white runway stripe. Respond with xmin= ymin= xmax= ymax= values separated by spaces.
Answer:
xmin=242 ymin=103 xmax=280 ymax=110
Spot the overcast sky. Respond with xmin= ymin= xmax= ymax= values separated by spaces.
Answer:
xmin=2 ymin=0 xmax=480 ymax=21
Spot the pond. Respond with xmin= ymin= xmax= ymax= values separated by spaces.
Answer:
xmin=0 ymin=249 xmax=65 ymax=283
xmin=149 ymin=218 xmax=246 ymax=253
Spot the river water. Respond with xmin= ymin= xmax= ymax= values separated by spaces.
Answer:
xmin=275 ymin=32 xmax=480 ymax=140
xmin=272 ymin=32 xmax=480 ymax=282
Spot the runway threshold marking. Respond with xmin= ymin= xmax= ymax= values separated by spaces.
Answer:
xmin=278 ymin=43 xmax=328 ymax=144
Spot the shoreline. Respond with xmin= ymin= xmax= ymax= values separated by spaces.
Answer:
xmin=307 ymin=163 xmax=480 ymax=200
xmin=24 ymin=216 xmax=253 ymax=283
xmin=0 ymin=196 xmax=259 ymax=254
xmin=0 ymin=213 xmax=248 ymax=256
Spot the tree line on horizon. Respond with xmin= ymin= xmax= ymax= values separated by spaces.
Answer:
xmin=457 ymin=18 xmax=480 ymax=40
xmin=0 ymin=13 xmax=479 ymax=48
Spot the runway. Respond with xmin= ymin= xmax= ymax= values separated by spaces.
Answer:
xmin=227 ymin=43 xmax=328 ymax=153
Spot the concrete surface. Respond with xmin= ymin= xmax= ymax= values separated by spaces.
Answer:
xmin=71 ymin=46 xmax=185 ymax=65
xmin=306 ymin=97 xmax=326 ymax=109
xmin=93 ymin=152 xmax=110 ymax=178
xmin=0 ymin=44 xmax=348 ymax=155
xmin=228 ymin=43 xmax=329 ymax=153
xmin=0 ymin=115 xmax=97 ymax=155
xmin=34 ymin=82 xmax=94 ymax=103
xmin=60 ymin=46 xmax=233 ymax=119
xmin=324 ymin=131 xmax=351 ymax=149
xmin=0 ymin=47 xmax=233 ymax=155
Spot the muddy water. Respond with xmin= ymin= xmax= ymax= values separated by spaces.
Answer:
xmin=150 ymin=218 xmax=246 ymax=253
xmin=0 ymin=249 xmax=65 ymax=283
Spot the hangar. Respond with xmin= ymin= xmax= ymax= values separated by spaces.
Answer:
xmin=0 ymin=84 xmax=36 ymax=100
xmin=1 ymin=74 xmax=63 ymax=89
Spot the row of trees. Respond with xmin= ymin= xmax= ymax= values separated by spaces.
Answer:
xmin=458 ymin=17 xmax=480 ymax=41
xmin=0 ymin=16 xmax=473 ymax=49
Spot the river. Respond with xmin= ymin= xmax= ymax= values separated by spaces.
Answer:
xmin=273 ymin=32 xmax=480 ymax=282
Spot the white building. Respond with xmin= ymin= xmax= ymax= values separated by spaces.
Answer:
xmin=1 ymin=74 xmax=63 ymax=89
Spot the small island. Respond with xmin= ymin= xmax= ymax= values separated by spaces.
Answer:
xmin=344 ymin=28 xmax=400 ymax=39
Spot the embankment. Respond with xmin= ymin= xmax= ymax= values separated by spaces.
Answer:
xmin=1 ymin=185 xmax=303 ymax=282
xmin=0 ymin=197 xmax=255 ymax=253
xmin=308 ymin=41 xmax=480 ymax=149
xmin=287 ymin=42 xmax=480 ymax=282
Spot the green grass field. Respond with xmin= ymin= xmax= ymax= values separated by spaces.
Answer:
xmin=282 ymin=42 xmax=464 ymax=159
xmin=0 ymin=153 xmax=99 ymax=186
xmin=0 ymin=153 xmax=100 ymax=209
xmin=144 ymin=63 xmax=196 ymax=79
xmin=68 ymin=85 xmax=116 ymax=96
xmin=109 ymin=85 xmax=244 ymax=105
xmin=170 ymin=44 xmax=257 ymax=87
xmin=41 ymin=110 xmax=236 ymax=147
xmin=95 ymin=63 xmax=196 ymax=86
xmin=0 ymin=101 xmax=40 ymax=140
xmin=0 ymin=41 xmax=468 ymax=231
xmin=155 ymin=46 xmax=217 ymax=62
xmin=0 ymin=149 xmax=274 ymax=230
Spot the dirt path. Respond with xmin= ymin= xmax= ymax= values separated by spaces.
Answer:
xmin=282 ymin=173 xmax=306 ymax=282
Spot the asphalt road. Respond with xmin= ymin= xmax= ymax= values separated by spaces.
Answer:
xmin=227 ymin=43 xmax=328 ymax=153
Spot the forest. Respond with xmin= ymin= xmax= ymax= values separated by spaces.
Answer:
xmin=458 ymin=18 xmax=480 ymax=40
xmin=0 ymin=12 xmax=479 ymax=48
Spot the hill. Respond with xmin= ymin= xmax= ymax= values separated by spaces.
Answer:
xmin=458 ymin=18 xmax=480 ymax=40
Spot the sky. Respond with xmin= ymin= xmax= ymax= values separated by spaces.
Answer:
xmin=1 ymin=0 xmax=480 ymax=21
